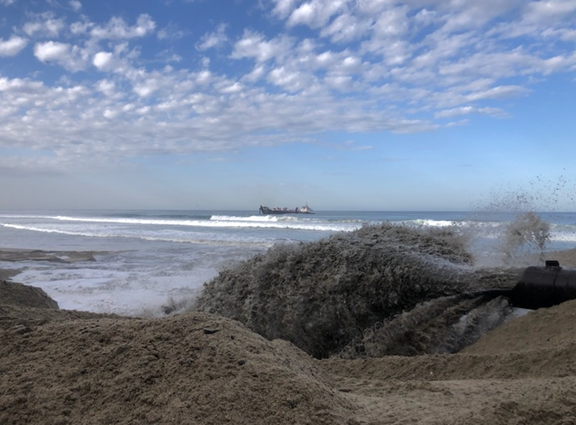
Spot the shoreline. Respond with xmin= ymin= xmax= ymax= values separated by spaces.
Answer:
xmin=0 ymin=248 xmax=110 ymax=264
xmin=2 ymin=245 xmax=576 ymax=269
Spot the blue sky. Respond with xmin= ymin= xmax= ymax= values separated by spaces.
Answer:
xmin=1 ymin=0 xmax=576 ymax=211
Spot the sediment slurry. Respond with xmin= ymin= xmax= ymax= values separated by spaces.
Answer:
xmin=195 ymin=223 xmax=522 ymax=358
xmin=321 ymin=300 xmax=576 ymax=425
xmin=338 ymin=294 xmax=517 ymax=358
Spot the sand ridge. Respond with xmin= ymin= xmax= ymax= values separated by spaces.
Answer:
xmin=1 ymin=306 xmax=352 ymax=425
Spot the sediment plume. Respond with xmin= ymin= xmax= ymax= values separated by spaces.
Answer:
xmin=194 ymin=223 xmax=521 ymax=359
xmin=500 ymin=211 xmax=551 ymax=265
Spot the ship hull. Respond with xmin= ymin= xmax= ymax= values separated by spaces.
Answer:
xmin=259 ymin=205 xmax=315 ymax=215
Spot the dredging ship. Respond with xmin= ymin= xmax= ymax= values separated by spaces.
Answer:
xmin=259 ymin=204 xmax=315 ymax=215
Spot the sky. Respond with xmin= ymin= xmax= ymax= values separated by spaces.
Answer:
xmin=1 ymin=0 xmax=576 ymax=211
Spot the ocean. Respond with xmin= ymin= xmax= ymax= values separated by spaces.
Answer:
xmin=1 ymin=209 xmax=575 ymax=316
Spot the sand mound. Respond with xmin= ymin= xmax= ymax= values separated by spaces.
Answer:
xmin=464 ymin=298 xmax=576 ymax=356
xmin=195 ymin=224 xmax=521 ymax=358
xmin=0 ymin=279 xmax=59 ymax=309
xmin=0 ymin=304 xmax=119 ymax=331
xmin=0 ymin=280 xmax=352 ymax=424
xmin=1 ymin=313 xmax=351 ymax=425
xmin=0 ymin=279 xmax=118 ymax=331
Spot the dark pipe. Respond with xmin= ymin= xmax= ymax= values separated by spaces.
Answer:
xmin=510 ymin=261 xmax=576 ymax=309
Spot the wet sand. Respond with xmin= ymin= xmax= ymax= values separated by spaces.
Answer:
xmin=537 ymin=247 xmax=576 ymax=268
xmin=0 ymin=248 xmax=106 ymax=263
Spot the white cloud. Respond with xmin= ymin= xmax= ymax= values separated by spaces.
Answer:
xmin=0 ymin=36 xmax=28 ymax=56
xmin=133 ymin=81 xmax=157 ymax=97
xmin=465 ymin=85 xmax=530 ymax=101
xmin=0 ymin=0 xmax=15 ymax=5
xmin=70 ymin=20 xmax=93 ymax=35
xmin=23 ymin=13 xmax=65 ymax=38
xmin=157 ymin=23 xmax=186 ymax=40
xmin=372 ymin=6 xmax=409 ymax=37
xmin=320 ymin=12 xmax=371 ymax=43
xmin=523 ymin=0 xmax=576 ymax=23
xmin=218 ymin=81 xmax=244 ymax=94
xmin=231 ymin=31 xmax=294 ymax=62
xmin=270 ymin=0 xmax=299 ymax=18
xmin=0 ymin=76 xmax=44 ymax=93
xmin=93 ymin=51 xmax=114 ymax=70
xmin=435 ymin=106 xmax=509 ymax=119
xmin=2 ymin=0 xmax=576 ymax=172
xmin=34 ymin=41 xmax=88 ymax=71
xmin=0 ymin=63 xmax=432 ymax=167
xmin=324 ymin=74 xmax=353 ymax=91
xmin=34 ymin=41 xmax=70 ymax=62
xmin=488 ymin=0 xmax=576 ymax=39
xmin=242 ymin=64 xmax=266 ymax=82
xmin=69 ymin=0 xmax=82 ymax=11
xmin=95 ymin=79 xmax=116 ymax=96
xmin=196 ymin=24 xmax=228 ymax=51
xmin=286 ymin=0 xmax=348 ymax=28
xmin=90 ymin=14 xmax=156 ymax=40
xmin=437 ymin=0 xmax=521 ymax=33
xmin=314 ymin=50 xmax=335 ymax=67
xmin=268 ymin=66 xmax=305 ymax=91
xmin=157 ymin=49 xmax=182 ymax=63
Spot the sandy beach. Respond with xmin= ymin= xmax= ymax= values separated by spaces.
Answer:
xmin=2 ymin=243 xmax=576 ymax=424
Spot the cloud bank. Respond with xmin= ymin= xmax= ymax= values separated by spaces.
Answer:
xmin=1 ymin=0 xmax=576 ymax=172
